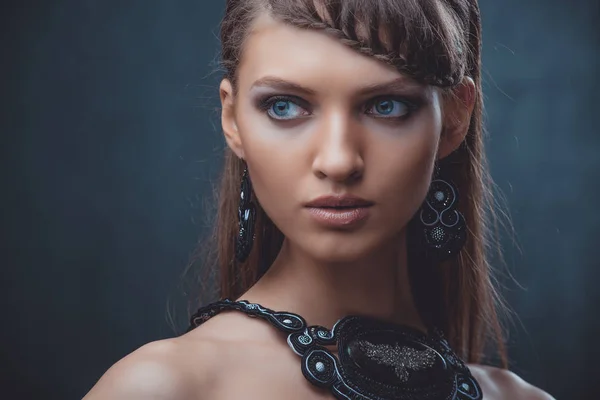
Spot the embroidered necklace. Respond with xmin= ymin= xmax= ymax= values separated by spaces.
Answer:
xmin=188 ymin=299 xmax=482 ymax=400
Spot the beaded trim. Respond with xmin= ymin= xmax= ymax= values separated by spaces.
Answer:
xmin=188 ymin=299 xmax=482 ymax=400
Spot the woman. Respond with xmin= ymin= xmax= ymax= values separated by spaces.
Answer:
xmin=84 ymin=0 xmax=555 ymax=399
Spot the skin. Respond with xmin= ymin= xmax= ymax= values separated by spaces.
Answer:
xmin=83 ymin=11 xmax=555 ymax=400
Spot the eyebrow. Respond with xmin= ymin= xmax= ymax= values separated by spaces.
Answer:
xmin=249 ymin=75 xmax=424 ymax=96
xmin=250 ymin=76 xmax=317 ymax=95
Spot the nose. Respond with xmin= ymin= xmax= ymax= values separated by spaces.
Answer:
xmin=311 ymin=110 xmax=365 ymax=183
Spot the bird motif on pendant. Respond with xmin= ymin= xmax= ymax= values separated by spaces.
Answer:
xmin=357 ymin=340 xmax=437 ymax=383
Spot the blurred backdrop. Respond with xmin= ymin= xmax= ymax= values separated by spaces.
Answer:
xmin=1 ymin=0 xmax=598 ymax=398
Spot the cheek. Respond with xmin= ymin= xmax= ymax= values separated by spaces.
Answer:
xmin=377 ymin=154 xmax=434 ymax=228
xmin=370 ymin=114 xmax=441 ymax=228
xmin=237 ymin=121 xmax=302 ymax=232
xmin=245 ymin=149 xmax=293 ymax=223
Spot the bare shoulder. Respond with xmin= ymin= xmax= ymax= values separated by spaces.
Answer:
xmin=83 ymin=335 xmax=222 ymax=400
xmin=468 ymin=364 xmax=555 ymax=400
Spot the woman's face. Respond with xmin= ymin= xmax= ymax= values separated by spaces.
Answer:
xmin=221 ymin=13 xmax=465 ymax=263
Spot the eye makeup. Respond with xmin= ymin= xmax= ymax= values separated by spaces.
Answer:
xmin=255 ymin=95 xmax=311 ymax=121
xmin=252 ymin=92 xmax=427 ymax=123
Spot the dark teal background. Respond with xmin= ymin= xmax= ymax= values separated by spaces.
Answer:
xmin=1 ymin=1 xmax=598 ymax=398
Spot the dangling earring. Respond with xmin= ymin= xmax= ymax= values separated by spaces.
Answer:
xmin=235 ymin=162 xmax=256 ymax=263
xmin=418 ymin=165 xmax=467 ymax=262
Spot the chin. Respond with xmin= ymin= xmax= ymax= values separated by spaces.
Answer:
xmin=298 ymin=231 xmax=393 ymax=264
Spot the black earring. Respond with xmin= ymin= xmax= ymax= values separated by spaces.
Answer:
xmin=418 ymin=167 xmax=467 ymax=262
xmin=235 ymin=163 xmax=256 ymax=263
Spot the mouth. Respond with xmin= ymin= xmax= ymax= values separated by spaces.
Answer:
xmin=311 ymin=205 xmax=371 ymax=209
xmin=305 ymin=205 xmax=372 ymax=227
xmin=304 ymin=195 xmax=374 ymax=208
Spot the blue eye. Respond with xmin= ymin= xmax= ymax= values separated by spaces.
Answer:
xmin=367 ymin=98 xmax=412 ymax=118
xmin=264 ymin=97 xmax=308 ymax=120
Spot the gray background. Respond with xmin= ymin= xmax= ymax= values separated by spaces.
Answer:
xmin=1 ymin=0 xmax=598 ymax=398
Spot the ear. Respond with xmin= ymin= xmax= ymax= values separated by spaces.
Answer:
xmin=220 ymin=78 xmax=245 ymax=159
xmin=437 ymin=76 xmax=476 ymax=160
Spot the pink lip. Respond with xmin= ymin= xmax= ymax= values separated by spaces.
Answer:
xmin=305 ymin=206 xmax=371 ymax=228
xmin=304 ymin=194 xmax=374 ymax=208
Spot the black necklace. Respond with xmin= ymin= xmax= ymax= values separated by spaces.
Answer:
xmin=188 ymin=299 xmax=482 ymax=400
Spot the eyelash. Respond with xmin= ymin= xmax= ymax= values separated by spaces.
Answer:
xmin=256 ymin=95 xmax=422 ymax=121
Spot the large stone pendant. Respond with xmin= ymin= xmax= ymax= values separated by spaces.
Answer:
xmin=301 ymin=316 xmax=458 ymax=399
xmin=293 ymin=316 xmax=481 ymax=399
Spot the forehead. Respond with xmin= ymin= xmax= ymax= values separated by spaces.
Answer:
xmin=237 ymin=12 xmax=420 ymax=94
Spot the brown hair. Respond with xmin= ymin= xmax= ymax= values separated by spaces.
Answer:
xmin=188 ymin=0 xmax=509 ymax=367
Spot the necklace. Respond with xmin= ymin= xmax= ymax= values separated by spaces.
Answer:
xmin=188 ymin=299 xmax=482 ymax=400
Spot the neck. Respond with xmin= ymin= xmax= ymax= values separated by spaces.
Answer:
xmin=239 ymin=228 xmax=426 ymax=332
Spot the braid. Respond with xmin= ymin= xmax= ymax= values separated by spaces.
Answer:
xmin=272 ymin=1 xmax=464 ymax=87
xmin=286 ymin=18 xmax=406 ymax=65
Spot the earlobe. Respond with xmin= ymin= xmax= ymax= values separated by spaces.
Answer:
xmin=220 ymin=79 xmax=245 ymax=159
xmin=437 ymin=76 xmax=476 ymax=160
